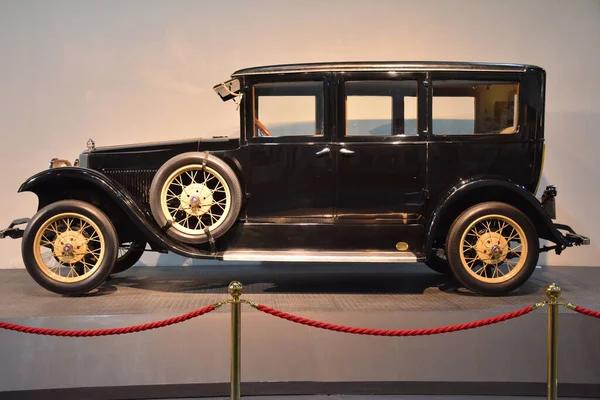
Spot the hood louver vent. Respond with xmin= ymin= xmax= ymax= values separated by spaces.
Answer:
xmin=102 ymin=169 xmax=158 ymax=209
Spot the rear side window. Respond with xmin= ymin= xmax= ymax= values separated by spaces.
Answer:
xmin=432 ymin=81 xmax=519 ymax=135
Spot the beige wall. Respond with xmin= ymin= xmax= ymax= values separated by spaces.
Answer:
xmin=0 ymin=0 xmax=599 ymax=268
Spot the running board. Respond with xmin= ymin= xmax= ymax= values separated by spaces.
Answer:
xmin=221 ymin=250 xmax=418 ymax=263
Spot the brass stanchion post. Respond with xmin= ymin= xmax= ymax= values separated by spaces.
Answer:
xmin=546 ymin=283 xmax=561 ymax=400
xmin=229 ymin=281 xmax=243 ymax=400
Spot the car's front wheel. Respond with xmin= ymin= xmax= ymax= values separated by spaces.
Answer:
xmin=446 ymin=202 xmax=539 ymax=295
xmin=21 ymin=200 xmax=118 ymax=295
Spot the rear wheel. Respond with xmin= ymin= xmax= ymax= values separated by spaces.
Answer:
xmin=446 ymin=202 xmax=539 ymax=295
xmin=22 ymin=200 xmax=118 ymax=295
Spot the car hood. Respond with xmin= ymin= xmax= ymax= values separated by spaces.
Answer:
xmin=87 ymin=137 xmax=239 ymax=155
xmin=82 ymin=137 xmax=240 ymax=171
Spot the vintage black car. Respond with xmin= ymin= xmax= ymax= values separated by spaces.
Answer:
xmin=0 ymin=61 xmax=590 ymax=296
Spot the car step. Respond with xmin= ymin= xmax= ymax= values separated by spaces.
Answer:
xmin=221 ymin=250 xmax=419 ymax=263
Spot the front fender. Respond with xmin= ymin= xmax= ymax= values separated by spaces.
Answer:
xmin=19 ymin=167 xmax=216 ymax=259
xmin=425 ymin=179 xmax=571 ymax=253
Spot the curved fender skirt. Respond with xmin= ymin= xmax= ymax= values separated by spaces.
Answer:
xmin=18 ymin=168 xmax=218 ymax=259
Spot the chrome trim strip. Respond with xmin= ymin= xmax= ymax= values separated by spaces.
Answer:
xmin=222 ymin=250 xmax=418 ymax=263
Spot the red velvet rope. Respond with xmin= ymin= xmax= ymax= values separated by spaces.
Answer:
xmin=0 ymin=304 xmax=216 ymax=337
xmin=256 ymin=304 xmax=534 ymax=336
xmin=573 ymin=305 xmax=600 ymax=319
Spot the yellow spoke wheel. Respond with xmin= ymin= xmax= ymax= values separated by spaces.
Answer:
xmin=149 ymin=152 xmax=242 ymax=245
xmin=446 ymin=202 xmax=539 ymax=295
xmin=160 ymin=165 xmax=231 ymax=236
xmin=22 ymin=200 xmax=118 ymax=295
xmin=459 ymin=214 xmax=527 ymax=284
xmin=33 ymin=212 xmax=105 ymax=283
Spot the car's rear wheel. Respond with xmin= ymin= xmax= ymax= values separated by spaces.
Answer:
xmin=446 ymin=202 xmax=539 ymax=295
xmin=22 ymin=200 xmax=118 ymax=295
xmin=111 ymin=241 xmax=145 ymax=274
xmin=149 ymin=152 xmax=242 ymax=244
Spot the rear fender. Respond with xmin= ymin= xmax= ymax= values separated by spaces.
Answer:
xmin=19 ymin=167 xmax=215 ymax=258
xmin=425 ymin=179 xmax=570 ymax=255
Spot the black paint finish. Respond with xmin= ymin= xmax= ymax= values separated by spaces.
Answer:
xmin=14 ymin=62 xmax=582 ymax=259
xmin=245 ymin=142 xmax=334 ymax=219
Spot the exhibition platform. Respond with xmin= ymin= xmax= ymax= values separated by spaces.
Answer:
xmin=0 ymin=263 xmax=598 ymax=399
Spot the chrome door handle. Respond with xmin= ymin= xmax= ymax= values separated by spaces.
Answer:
xmin=316 ymin=147 xmax=331 ymax=156
xmin=339 ymin=148 xmax=355 ymax=156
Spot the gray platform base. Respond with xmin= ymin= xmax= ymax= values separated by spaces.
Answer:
xmin=0 ymin=264 xmax=599 ymax=399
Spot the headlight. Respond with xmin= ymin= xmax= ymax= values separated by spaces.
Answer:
xmin=48 ymin=158 xmax=72 ymax=169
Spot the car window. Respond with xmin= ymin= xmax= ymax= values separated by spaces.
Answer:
xmin=432 ymin=81 xmax=519 ymax=135
xmin=253 ymin=82 xmax=324 ymax=138
xmin=345 ymin=80 xmax=418 ymax=136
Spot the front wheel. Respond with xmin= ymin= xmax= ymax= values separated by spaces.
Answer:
xmin=21 ymin=200 xmax=118 ymax=295
xmin=446 ymin=202 xmax=539 ymax=295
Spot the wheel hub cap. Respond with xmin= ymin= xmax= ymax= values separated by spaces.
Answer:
xmin=53 ymin=230 xmax=88 ymax=264
xmin=475 ymin=232 xmax=508 ymax=264
xmin=180 ymin=183 xmax=213 ymax=216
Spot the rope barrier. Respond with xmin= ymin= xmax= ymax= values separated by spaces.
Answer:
xmin=255 ymin=303 xmax=537 ymax=336
xmin=0 ymin=289 xmax=597 ymax=340
xmin=572 ymin=305 xmax=600 ymax=319
xmin=0 ymin=303 xmax=216 ymax=337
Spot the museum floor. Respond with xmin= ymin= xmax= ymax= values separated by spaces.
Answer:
xmin=2 ymin=263 xmax=600 ymax=317
xmin=0 ymin=263 xmax=599 ymax=399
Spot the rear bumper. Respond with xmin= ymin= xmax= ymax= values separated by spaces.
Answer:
xmin=554 ymin=223 xmax=591 ymax=246
xmin=539 ymin=185 xmax=590 ymax=249
xmin=0 ymin=218 xmax=30 ymax=239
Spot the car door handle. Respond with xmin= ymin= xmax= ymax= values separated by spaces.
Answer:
xmin=316 ymin=147 xmax=331 ymax=156
xmin=339 ymin=148 xmax=355 ymax=156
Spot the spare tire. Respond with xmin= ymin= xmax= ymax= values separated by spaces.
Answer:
xmin=149 ymin=152 xmax=242 ymax=244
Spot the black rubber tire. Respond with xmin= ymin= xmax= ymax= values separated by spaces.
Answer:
xmin=21 ymin=200 xmax=118 ymax=295
xmin=111 ymin=241 xmax=146 ymax=274
xmin=425 ymin=248 xmax=452 ymax=275
xmin=149 ymin=152 xmax=242 ymax=244
xmin=446 ymin=202 xmax=539 ymax=295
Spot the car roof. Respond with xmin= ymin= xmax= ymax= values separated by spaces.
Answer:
xmin=232 ymin=61 xmax=540 ymax=77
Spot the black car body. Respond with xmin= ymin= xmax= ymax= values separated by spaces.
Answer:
xmin=1 ymin=61 xmax=590 ymax=295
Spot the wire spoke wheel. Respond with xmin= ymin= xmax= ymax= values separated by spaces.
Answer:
xmin=33 ymin=212 xmax=105 ymax=283
xmin=150 ymin=153 xmax=242 ymax=244
xmin=117 ymin=246 xmax=129 ymax=258
xmin=111 ymin=241 xmax=146 ymax=274
xmin=459 ymin=214 xmax=528 ymax=284
xmin=160 ymin=165 xmax=231 ymax=236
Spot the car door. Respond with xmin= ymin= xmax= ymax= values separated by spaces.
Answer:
xmin=334 ymin=73 xmax=428 ymax=223
xmin=244 ymin=76 xmax=335 ymax=220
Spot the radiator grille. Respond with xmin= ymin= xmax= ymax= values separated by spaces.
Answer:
xmin=102 ymin=169 xmax=158 ymax=209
